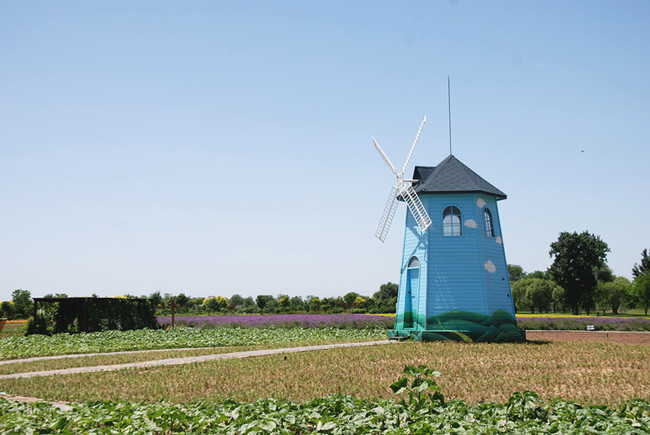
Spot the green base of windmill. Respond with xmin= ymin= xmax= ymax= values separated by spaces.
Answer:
xmin=388 ymin=309 xmax=526 ymax=343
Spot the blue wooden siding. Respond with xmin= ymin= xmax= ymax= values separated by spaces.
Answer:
xmin=396 ymin=191 xmax=515 ymax=330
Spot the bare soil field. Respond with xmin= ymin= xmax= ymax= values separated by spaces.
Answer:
xmin=526 ymin=330 xmax=650 ymax=344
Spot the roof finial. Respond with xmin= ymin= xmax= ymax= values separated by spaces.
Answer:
xmin=448 ymin=76 xmax=452 ymax=156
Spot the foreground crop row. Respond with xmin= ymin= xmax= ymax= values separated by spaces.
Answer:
xmin=1 ymin=392 xmax=648 ymax=434
xmin=0 ymin=327 xmax=385 ymax=360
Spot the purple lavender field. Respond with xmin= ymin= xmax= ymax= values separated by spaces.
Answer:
xmin=517 ymin=316 xmax=650 ymax=331
xmin=158 ymin=314 xmax=395 ymax=329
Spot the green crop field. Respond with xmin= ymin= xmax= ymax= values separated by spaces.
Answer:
xmin=1 ymin=326 xmax=649 ymax=432
xmin=0 ymin=326 xmax=386 ymax=360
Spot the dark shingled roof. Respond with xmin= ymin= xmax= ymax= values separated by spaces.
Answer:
xmin=412 ymin=154 xmax=507 ymax=199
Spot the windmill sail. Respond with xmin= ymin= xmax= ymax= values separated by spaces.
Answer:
xmin=372 ymin=138 xmax=398 ymax=176
xmin=400 ymin=116 xmax=426 ymax=176
xmin=372 ymin=116 xmax=430 ymax=242
xmin=375 ymin=186 xmax=399 ymax=242
xmin=400 ymin=184 xmax=432 ymax=232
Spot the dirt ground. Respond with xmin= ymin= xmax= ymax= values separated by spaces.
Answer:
xmin=526 ymin=330 xmax=650 ymax=344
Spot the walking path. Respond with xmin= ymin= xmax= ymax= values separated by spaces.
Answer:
xmin=0 ymin=340 xmax=394 ymax=380
xmin=0 ymin=346 xmax=227 ymax=366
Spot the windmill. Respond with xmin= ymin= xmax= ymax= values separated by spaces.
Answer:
xmin=372 ymin=116 xmax=432 ymax=242
xmin=371 ymin=115 xmax=525 ymax=343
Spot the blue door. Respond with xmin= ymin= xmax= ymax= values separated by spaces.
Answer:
xmin=405 ymin=257 xmax=420 ymax=328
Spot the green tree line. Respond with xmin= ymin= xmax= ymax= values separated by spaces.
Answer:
xmin=153 ymin=282 xmax=399 ymax=315
xmin=510 ymin=233 xmax=650 ymax=316
xmin=0 ymin=283 xmax=399 ymax=320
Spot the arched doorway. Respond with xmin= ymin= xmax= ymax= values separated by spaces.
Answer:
xmin=405 ymin=256 xmax=420 ymax=328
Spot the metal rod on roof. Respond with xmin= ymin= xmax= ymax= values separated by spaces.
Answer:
xmin=448 ymin=76 xmax=452 ymax=156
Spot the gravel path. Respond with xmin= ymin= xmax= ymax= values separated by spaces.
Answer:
xmin=0 ymin=346 xmax=226 ymax=366
xmin=0 ymin=340 xmax=394 ymax=380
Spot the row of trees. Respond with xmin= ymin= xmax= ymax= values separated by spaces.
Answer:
xmin=0 ymin=283 xmax=400 ymax=320
xmin=509 ymin=233 xmax=650 ymax=315
xmin=0 ymin=289 xmax=33 ymax=320
xmin=155 ymin=282 xmax=399 ymax=315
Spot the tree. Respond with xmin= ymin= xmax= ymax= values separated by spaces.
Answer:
xmin=597 ymin=276 xmax=631 ymax=315
xmin=632 ymin=249 xmax=650 ymax=278
xmin=343 ymin=292 xmax=360 ymax=309
xmin=372 ymin=282 xmax=399 ymax=313
xmin=548 ymin=231 xmax=610 ymax=315
xmin=149 ymin=292 xmax=163 ymax=309
xmin=510 ymin=278 xmax=555 ymax=313
xmin=527 ymin=270 xmax=547 ymax=280
xmin=632 ymin=271 xmax=650 ymax=316
xmin=306 ymin=296 xmax=321 ymax=312
xmin=242 ymin=297 xmax=256 ymax=307
xmin=12 ymin=289 xmax=32 ymax=319
xmin=0 ymin=301 xmax=15 ymax=319
xmin=510 ymin=280 xmax=530 ymax=312
xmin=187 ymin=297 xmax=205 ymax=310
xmin=551 ymin=285 xmax=566 ymax=313
xmin=44 ymin=293 xmax=68 ymax=298
xmin=228 ymin=294 xmax=245 ymax=309
xmin=526 ymin=278 xmax=554 ymax=313
xmin=256 ymin=295 xmax=275 ymax=311
xmin=595 ymin=264 xmax=614 ymax=284
xmin=175 ymin=293 xmax=189 ymax=308
xmin=277 ymin=294 xmax=290 ymax=308
xmin=203 ymin=296 xmax=228 ymax=312
xmin=374 ymin=282 xmax=398 ymax=300
xmin=352 ymin=296 xmax=367 ymax=309
xmin=289 ymin=296 xmax=305 ymax=311
xmin=508 ymin=265 xmax=527 ymax=283
xmin=163 ymin=293 xmax=174 ymax=306
xmin=240 ymin=297 xmax=258 ymax=313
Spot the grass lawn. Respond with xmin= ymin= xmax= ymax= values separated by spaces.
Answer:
xmin=1 ymin=340 xmax=648 ymax=407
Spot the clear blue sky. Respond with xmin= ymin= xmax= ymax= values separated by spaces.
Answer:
xmin=1 ymin=1 xmax=649 ymax=301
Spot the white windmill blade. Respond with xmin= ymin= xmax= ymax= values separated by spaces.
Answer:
xmin=400 ymin=184 xmax=432 ymax=232
xmin=375 ymin=186 xmax=400 ymax=242
xmin=372 ymin=137 xmax=398 ymax=177
xmin=400 ymin=116 xmax=427 ymax=177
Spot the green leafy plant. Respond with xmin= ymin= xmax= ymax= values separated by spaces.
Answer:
xmin=390 ymin=364 xmax=444 ymax=409
xmin=506 ymin=391 xmax=548 ymax=421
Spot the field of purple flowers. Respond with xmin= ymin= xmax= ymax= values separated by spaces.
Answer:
xmin=518 ymin=316 xmax=650 ymax=331
xmin=158 ymin=313 xmax=650 ymax=331
xmin=158 ymin=314 xmax=394 ymax=329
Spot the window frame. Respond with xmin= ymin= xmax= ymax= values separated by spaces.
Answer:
xmin=442 ymin=206 xmax=462 ymax=236
xmin=483 ymin=207 xmax=495 ymax=238
xmin=407 ymin=256 xmax=420 ymax=268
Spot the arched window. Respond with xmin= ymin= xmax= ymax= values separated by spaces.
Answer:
xmin=483 ymin=208 xmax=494 ymax=237
xmin=443 ymin=206 xmax=462 ymax=236
xmin=408 ymin=256 xmax=420 ymax=268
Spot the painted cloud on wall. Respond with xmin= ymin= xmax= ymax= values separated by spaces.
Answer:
xmin=464 ymin=219 xmax=477 ymax=228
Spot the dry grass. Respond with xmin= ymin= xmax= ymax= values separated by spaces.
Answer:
xmin=1 ymin=340 xmax=648 ymax=406
xmin=0 ymin=340 xmax=368 ymax=375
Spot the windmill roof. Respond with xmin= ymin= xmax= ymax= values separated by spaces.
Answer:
xmin=412 ymin=154 xmax=507 ymax=199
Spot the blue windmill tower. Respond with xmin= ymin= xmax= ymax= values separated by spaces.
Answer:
xmin=372 ymin=117 xmax=524 ymax=342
